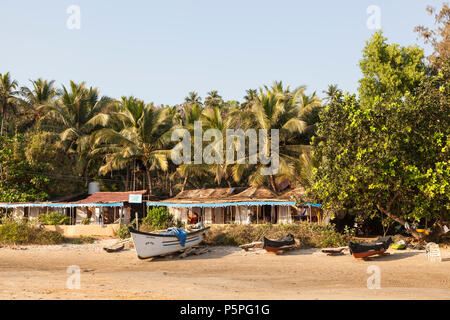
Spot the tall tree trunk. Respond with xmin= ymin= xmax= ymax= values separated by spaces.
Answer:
xmin=146 ymin=169 xmax=152 ymax=194
xmin=181 ymin=174 xmax=188 ymax=192
xmin=269 ymin=175 xmax=277 ymax=193
xmin=0 ymin=109 xmax=5 ymax=136
xmin=376 ymin=202 xmax=424 ymax=240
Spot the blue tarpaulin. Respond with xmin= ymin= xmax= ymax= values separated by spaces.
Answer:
xmin=160 ymin=227 xmax=188 ymax=246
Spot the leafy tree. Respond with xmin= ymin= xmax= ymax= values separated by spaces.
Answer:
xmin=0 ymin=136 xmax=50 ymax=202
xmin=358 ymin=32 xmax=425 ymax=108
xmin=311 ymin=62 xmax=449 ymax=240
xmin=415 ymin=3 xmax=450 ymax=71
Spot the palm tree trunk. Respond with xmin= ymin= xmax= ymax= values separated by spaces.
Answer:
xmin=269 ymin=175 xmax=277 ymax=193
xmin=0 ymin=110 xmax=5 ymax=136
xmin=181 ymin=174 xmax=189 ymax=192
xmin=146 ymin=169 xmax=152 ymax=194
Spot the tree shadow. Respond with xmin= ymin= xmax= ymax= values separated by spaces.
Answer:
xmin=359 ymin=251 xmax=422 ymax=261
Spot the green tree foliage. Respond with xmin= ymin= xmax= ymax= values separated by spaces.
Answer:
xmin=358 ymin=31 xmax=425 ymax=108
xmin=0 ymin=136 xmax=50 ymax=202
xmin=311 ymin=35 xmax=449 ymax=239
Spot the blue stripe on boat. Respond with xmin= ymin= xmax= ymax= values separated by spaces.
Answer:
xmin=162 ymin=237 xmax=200 ymax=246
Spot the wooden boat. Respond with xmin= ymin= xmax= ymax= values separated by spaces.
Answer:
xmin=129 ymin=226 xmax=210 ymax=259
xmin=103 ymin=244 xmax=124 ymax=253
xmin=263 ymin=234 xmax=296 ymax=253
xmin=348 ymin=237 xmax=392 ymax=259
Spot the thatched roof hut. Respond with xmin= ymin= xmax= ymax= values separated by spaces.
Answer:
xmin=229 ymin=186 xmax=278 ymax=202
xmin=278 ymin=187 xmax=306 ymax=200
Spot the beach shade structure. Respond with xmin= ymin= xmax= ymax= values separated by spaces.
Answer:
xmin=145 ymin=186 xmax=320 ymax=225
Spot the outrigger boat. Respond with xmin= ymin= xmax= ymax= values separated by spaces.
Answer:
xmin=263 ymin=234 xmax=296 ymax=253
xmin=348 ymin=236 xmax=392 ymax=259
xmin=129 ymin=225 xmax=210 ymax=259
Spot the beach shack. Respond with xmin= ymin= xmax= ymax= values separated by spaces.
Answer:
xmin=0 ymin=190 xmax=156 ymax=225
xmin=278 ymin=187 xmax=323 ymax=223
xmin=147 ymin=186 xmax=297 ymax=225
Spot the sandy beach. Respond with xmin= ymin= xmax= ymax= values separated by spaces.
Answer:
xmin=0 ymin=240 xmax=449 ymax=300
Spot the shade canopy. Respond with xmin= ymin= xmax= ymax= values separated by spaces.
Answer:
xmin=147 ymin=201 xmax=296 ymax=208
xmin=0 ymin=202 xmax=124 ymax=209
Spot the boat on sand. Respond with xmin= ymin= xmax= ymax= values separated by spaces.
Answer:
xmin=262 ymin=234 xmax=296 ymax=253
xmin=129 ymin=226 xmax=210 ymax=259
xmin=348 ymin=237 xmax=392 ymax=259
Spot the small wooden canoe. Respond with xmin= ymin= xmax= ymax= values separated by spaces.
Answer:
xmin=129 ymin=226 xmax=210 ymax=259
xmin=263 ymin=234 xmax=295 ymax=253
xmin=348 ymin=237 xmax=392 ymax=259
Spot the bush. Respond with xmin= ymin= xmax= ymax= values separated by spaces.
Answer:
xmin=39 ymin=211 xmax=70 ymax=225
xmin=116 ymin=224 xmax=131 ymax=239
xmin=81 ymin=217 xmax=91 ymax=225
xmin=141 ymin=207 xmax=177 ymax=231
xmin=0 ymin=218 xmax=64 ymax=245
xmin=203 ymin=222 xmax=346 ymax=248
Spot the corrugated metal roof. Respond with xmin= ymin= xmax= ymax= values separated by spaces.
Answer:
xmin=77 ymin=190 xmax=154 ymax=203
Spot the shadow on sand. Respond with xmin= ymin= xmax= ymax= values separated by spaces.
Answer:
xmin=143 ymin=246 xmax=239 ymax=263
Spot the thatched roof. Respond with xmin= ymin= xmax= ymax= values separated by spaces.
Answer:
xmin=162 ymin=187 xmax=247 ymax=204
xmin=173 ymin=187 xmax=246 ymax=200
xmin=159 ymin=186 xmax=294 ymax=204
xmin=278 ymin=187 xmax=306 ymax=200
xmin=229 ymin=186 xmax=278 ymax=201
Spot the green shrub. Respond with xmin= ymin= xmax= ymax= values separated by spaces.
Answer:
xmin=81 ymin=217 xmax=91 ymax=225
xmin=203 ymin=222 xmax=346 ymax=248
xmin=141 ymin=207 xmax=177 ymax=231
xmin=0 ymin=218 xmax=64 ymax=245
xmin=39 ymin=211 xmax=70 ymax=225
xmin=116 ymin=224 xmax=131 ymax=239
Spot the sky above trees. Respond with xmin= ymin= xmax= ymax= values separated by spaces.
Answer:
xmin=1 ymin=1 xmax=446 ymax=105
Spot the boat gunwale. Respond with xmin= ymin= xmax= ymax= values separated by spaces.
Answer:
xmin=128 ymin=226 xmax=210 ymax=238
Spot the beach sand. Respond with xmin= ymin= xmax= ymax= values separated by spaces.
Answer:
xmin=0 ymin=240 xmax=449 ymax=300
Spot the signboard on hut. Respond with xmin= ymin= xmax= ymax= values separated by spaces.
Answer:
xmin=128 ymin=194 xmax=143 ymax=204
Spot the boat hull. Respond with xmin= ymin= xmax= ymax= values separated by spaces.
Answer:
xmin=129 ymin=227 xmax=210 ymax=259
xmin=263 ymin=234 xmax=295 ymax=253
xmin=349 ymin=237 xmax=392 ymax=259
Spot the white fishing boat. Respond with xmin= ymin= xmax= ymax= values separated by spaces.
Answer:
xmin=129 ymin=226 xmax=210 ymax=259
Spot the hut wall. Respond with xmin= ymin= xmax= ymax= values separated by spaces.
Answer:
xmin=204 ymin=208 xmax=213 ymax=224
xmin=75 ymin=207 xmax=89 ymax=224
xmin=214 ymin=207 xmax=224 ymax=224
xmin=234 ymin=206 xmax=250 ymax=224
xmin=277 ymin=206 xmax=292 ymax=224
xmin=169 ymin=207 xmax=188 ymax=224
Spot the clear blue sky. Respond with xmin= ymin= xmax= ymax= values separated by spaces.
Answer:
xmin=1 ymin=0 xmax=446 ymax=105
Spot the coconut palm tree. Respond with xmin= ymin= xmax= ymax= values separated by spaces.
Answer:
xmin=19 ymin=78 xmax=57 ymax=131
xmin=322 ymin=84 xmax=342 ymax=104
xmin=39 ymin=81 xmax=113 ymax=183
xmin=90 ymin=97 xmax=173 ymax=193
xmin=204 ymin=90 xmax=224 ymax=109
xmin=0 ymin=72 xmax=20 ymax=136
xmin=232 ymin=81 xmax=321 ymax=191
xmin=184 ymin=91 xmax=202 ymax=106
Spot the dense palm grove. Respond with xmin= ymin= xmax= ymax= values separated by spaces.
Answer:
xmin=0 ymin=5 xmax=448 ymax=239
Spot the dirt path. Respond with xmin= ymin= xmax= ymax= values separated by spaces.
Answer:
xmin=0 ymin=241 xmax=449 ymax=300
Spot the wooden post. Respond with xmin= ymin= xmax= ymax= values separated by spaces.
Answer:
xmin=257 ymin=206 xmax=259 ymax=224
xmin=135 ymin=212 xmax=139 ymax=230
